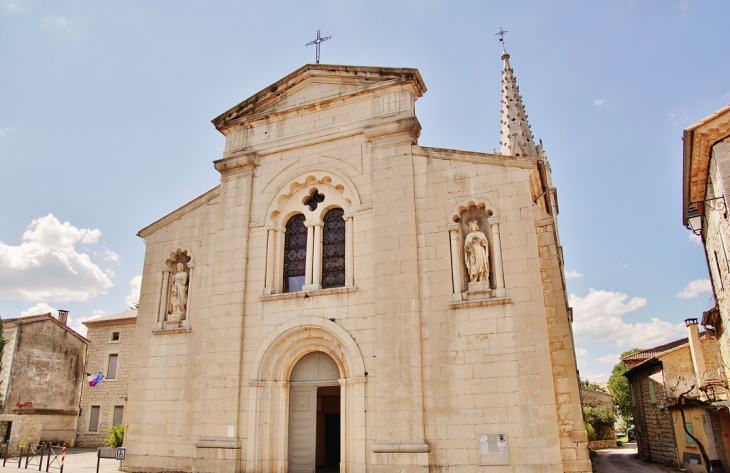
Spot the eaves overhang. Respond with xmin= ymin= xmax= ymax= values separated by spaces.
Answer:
xmin=682 ymin=104 xmax=730 ymax=226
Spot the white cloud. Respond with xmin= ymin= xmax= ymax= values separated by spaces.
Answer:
xmin=583 ymin=373 xmax=610 ymax=383
xmin=0 ymin=214 xmax=113 ymax=302
xmin=0 ymin=127 xmax=12 ymax=136
xmin=593 ymin=98 xmax=604 ymax=107
xmin=125 ymin=275 xmax=142 ymax=308
xmin=102 ymin=249 xmax=120 ymax=262
xmin=21 ymin=302 xmax=57 ymax=317
xmin=6 ymin=2 xmax=17 ymax=12
xmin=575 ymin=348 xmax=588 ymax=369
xmin=69 ymin=309 xmax=105 ymax=337
xmin=677 ymin=279 xmax=712 ymax=299
xmin=571 ymin=288 xmax=685 ymax=348
xmin=598 ymin=353 xmax=620 ymax=365
xmin=565 ymin=270 xmax=582 ymax=279
xmin=688 ymin=232 xmax=702 ymax=244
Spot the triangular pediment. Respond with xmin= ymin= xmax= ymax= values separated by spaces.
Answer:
xmin=212 ymin=64 xmax=426 ymax=131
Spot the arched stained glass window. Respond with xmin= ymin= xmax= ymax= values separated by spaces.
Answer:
xmin=283 ymin=214 xmax=307 ymax=293
xmin=322 ymin=208 xmax=345 ymax=289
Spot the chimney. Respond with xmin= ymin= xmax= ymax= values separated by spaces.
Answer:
xmin=57 ymin=310 xmax=69 ymax=326
xmin=685 ymin=318 xmax=707 ymax=380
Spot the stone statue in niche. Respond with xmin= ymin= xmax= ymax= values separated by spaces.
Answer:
xmin=464 ymin=220 xmax=490 ymax=283
xmin=169 ymin=262 xmax=188 ymax=322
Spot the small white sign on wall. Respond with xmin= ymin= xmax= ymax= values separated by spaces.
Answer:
xmin=476 ymin=433 xmax=508 ymax=465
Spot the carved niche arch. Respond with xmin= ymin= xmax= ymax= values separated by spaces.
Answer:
xmin=447 ymin=199 xmax=506 ymax=300
xmin=245 ymin=317 xmax=366 ymax=472
xmin=154 ymin=247 xmax=195 ymax=331
xmin=262 ymin=168 xmax=360 ymax=294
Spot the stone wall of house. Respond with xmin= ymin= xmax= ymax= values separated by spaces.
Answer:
xmin=1 ymin=319 xmax=87 ymax=446
xmin=629 ymin=363 xmax=678 ymax=466
xmin=76 ymin=318 xmax=136 ymax=447
xmin=711 ymin=410 xmax=730 ymax=472
xmin=660 ymin=338 xmax=720 ymax=382
xmin=0 ymin=414 xmax=43 ymax=453
xmin=581 ymin=387 xmax=613 ymax=409
xmin=589 ymin=440 xmax=617 ymax=450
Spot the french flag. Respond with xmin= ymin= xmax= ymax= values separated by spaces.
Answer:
xmin=86 ymin=372 xmax=104 ymax=387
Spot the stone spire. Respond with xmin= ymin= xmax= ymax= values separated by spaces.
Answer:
xmin=499 ymin=49 xmax=539 ymax=157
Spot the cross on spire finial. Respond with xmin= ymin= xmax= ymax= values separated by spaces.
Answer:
xmin=306 ymin=30 xmax=332 ymax=64
xmin=495 ymin=26 xmax=508 ymax=50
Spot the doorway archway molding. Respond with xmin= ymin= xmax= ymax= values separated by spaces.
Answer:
xmin=245 ymin=317 xmax=366 ymax=472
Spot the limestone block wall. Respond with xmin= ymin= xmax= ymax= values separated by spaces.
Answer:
xmin=77 ymin=319 xmax=136 ymax=447
xmin=659 ymin=339 xmax=720 ymax=383
xmin=126 ymin=200 xmax=220 ymax=472
xmin=701 ymin=147 xmax=730 ymax=379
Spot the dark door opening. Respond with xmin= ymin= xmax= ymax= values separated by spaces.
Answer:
xmin=316 ymin=386 xmax=340 ymax=472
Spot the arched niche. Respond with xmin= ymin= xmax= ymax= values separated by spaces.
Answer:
xmin=153 ymin=247 xmax=195 ymax=331
xmin=447 ymin=199 xmax=506 ymax=301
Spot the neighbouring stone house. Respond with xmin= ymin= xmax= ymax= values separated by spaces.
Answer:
xmin=0 ymin=311 xmax=88 ymax=448
xmin=624 ymin=319 xmax=730 ymax=471
xmin=682 ymin=104 xmax=730 ymax=472
xmin=76 ymin=309 xmax=137 ymax=447
xmin=580 ymin=387 xmax=616 ymax=450
xmin=124 ymin=50 xmax=590 ymax=472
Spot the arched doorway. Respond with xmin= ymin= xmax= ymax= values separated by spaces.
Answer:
xmin=289 ymin=352 xmax=341 ymax=473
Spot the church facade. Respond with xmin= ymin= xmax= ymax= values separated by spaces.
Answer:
xmin=124 ymin=52 xmax=590 ymax=472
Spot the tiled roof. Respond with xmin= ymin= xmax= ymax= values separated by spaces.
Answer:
xmin=83 ymin=309 xmax=138 ymax=326
xmin=623 ymin=337 xmax=692 ymax=362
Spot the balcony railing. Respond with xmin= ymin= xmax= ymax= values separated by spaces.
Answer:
xmin=664 ymin=367 xmax=728 ymax=405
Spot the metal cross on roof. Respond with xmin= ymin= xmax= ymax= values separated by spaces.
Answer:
xmin=495 ymin=26 xmax=509 ymax=49
xmin=306 ymin=29 xmax=332 ymax=64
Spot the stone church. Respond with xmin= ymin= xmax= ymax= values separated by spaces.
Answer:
xmin=125 ymin=50 xmax=590 ymax=472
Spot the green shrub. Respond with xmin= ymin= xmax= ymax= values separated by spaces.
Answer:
xmin=583 ymin=406 xmax=616 ymax=440
xmin=585 ymin=422 xmax=596 ymax=441
xmin=616 ymin=440 xmax=623 ymax=447
xmin=589 ymin=448 xmax=598 ymax=459
xmin=105 ymin=424 xmax=124 ymax=448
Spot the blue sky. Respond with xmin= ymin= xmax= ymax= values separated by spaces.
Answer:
xmin=1 ymin=0 xmax=728 ymax=381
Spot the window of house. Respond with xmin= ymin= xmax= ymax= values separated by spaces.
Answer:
xmin=685 ymin=423 xmax=697 ymax=446
xmin=111 ymin=331 xmax=120 ymax=341
xmin=322 ymin=208 xmax=345 ymax=289
xmin=283 ymin=214 xmax=307 ymax=293
xmin=89 ymin=406 xmax=101 ymax=432
xmin=649 ymin=380 xmax=656 ymax=404
xmin=108 ymin=354 xmax=118 ymax=379
xmin=113 ymin=406 xmax=124 ymax=426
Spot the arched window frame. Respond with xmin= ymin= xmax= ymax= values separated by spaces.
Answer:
xmin=261 ymin=170 xmax=359 ymax=296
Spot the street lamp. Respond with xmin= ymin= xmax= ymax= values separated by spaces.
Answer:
xmin=686 ymin=196 xmax=727 ymax=235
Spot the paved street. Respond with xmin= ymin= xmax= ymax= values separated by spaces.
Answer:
xmin=0 ymin=448 xmax=120 ymax=473
xmin=593 ymin=443 xmax=681 ymax=473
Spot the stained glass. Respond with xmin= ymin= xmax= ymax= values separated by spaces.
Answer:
xmin=322 ymin=208 xmax=345 ymax=288
xmin=284 ymin=214 xmax=307 ymax=292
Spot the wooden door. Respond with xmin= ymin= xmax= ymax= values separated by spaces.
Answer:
xmin=289 ymin=385 xmax=317 ymax=473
